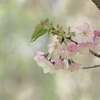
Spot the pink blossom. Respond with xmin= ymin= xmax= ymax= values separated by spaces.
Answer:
xmin=61 ymin=49 xmax=70 ymax=59
xmin=48 ymin=41 xmax=63 ymax=55
xmin=67 ymin=42 xmax=77 ymax=53
xmin=34 ymin=51 xmax=68 ymax=73
xmin=37 ymin=59 xmax=56 ymax=74
xmin=94 ymin=36 xmax=100 ymax=47
xmin=77 ymin=42 xmax=94 ymax=54
xmin=34 ymin=51 xmax=45 ymax=62
xmin=34 ymin=51 xmax=56 ymax=73
xmin=61 ymin=42 xmax=77 ymax=59
xmin=35 ymin=59 xmax=68 ymax=73
xmin=94 ymin=30 xmax=100 ymax=36
xmin=75 ymin=23 xmax=94 ymax=43
xmin=68 ymin=62 xmax=81 ymax=72
xmin=61 ymin=48 xmax=75 ymax=59
xmin=93 ymin=30 xmax=100 ymax=47
xmin=52 ymin=59 xmax=68 ymax=70
xmin=33 ymin=23 xmax=100 ymax=74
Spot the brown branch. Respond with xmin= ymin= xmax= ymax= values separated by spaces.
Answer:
xmin=82 ymin=64 xmax=100 ymax=69
xmin=92 ymin=0 xmax=100 ymax=10
xmin=89 ymin=50 xmax=100 ymax=58
xmin=66 ymin=37 xmax=78 ymax=44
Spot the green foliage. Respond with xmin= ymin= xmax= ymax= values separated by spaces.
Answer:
xmin=30 ymin=18 xmax=51 ymax=43
xmin=30 ymin=18 xmax=69 ymax=44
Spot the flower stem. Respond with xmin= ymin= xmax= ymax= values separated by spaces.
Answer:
xmin=82 ymin=65 xmax=100 ymax=69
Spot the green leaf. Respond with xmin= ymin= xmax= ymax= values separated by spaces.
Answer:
xmin=30 ymin=18 xmax=51 ymax=44
xmin=31 ymin=28 xmax=47 ymax=42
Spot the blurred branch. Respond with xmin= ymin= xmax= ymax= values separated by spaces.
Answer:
xmin=82 ymin=65 xmax=100 ymax=69
xmin=83 ymin=50 xmax=100 ymax=69
xmin=92 ymin=0 xmax=100 ymax=10
xmin=89 ymin=50 xmax=100 ymax=58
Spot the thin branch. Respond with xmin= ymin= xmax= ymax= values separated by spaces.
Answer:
xmin=89 ymin=50 xmax=100 ymax=58
xmin=66 ymin=37 xmax=78 ymax=44
xmin=82 ymin=64 xmax=100 ymax=69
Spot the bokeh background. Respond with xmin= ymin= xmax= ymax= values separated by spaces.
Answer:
xmin=0 ymin=0 xmax=100 ymax=100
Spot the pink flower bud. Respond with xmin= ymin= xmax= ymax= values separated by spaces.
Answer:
xmin=67 ymin=42 xmax=77 ymax=53
xmin=94 ymin=30 xmax=100 ymax=36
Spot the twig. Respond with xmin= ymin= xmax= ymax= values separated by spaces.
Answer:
xmin=89 ymin=50 xmax=100 ymax=58
xmin=66 ymin=37 xmax=78 ymax=44
xmin=82 ymin=64 xmax=100 ymax=69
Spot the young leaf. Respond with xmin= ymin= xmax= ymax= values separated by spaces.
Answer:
xmin=30 ymin=18 xmax=51 ymax=43
xmin=31 ymin=28 xmax=48 ymax=42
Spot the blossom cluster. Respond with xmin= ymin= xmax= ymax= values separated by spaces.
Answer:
xmin=34 ymin=23 xmax=100 ymax=74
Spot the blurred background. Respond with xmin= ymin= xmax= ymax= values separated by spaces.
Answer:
xmin=0 ymin=0 xmax=100 ymax=100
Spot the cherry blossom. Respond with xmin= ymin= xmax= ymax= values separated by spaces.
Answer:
xmin=34 ymin=51 xmax=68 ymax=73
xmin=51 ymin=59 xmax=68 ymax=70
xmin=37 ymin=59 xmax=55 ymax=74
xmin=94 ymin=30 xmax=100 ymax=36
xmin=94 ymin=36 xmax=100 ymax=47
xmin=77 ymin=42 xmax=94 ymax=54
xmin=48 ymin=41 xmax=63 ymax=55
xmin=67 ymin=42 xmax=77 ymax=53
xmin=32 ymin=20 xmax=100 ymax=73
xmin=68 ymin=62 xmax=81 ymax=72
xmin=93 ymin=30 xmax=100 ymax=47
xmin=61 ymin=42 xmax=77 ymax=59
xmin=75 ymin=23 xmax=94 ymax=43
xmin=61 ymin=49 xmax=71 ymax=59
xmin=34 ymin=51 xmax=55 ymax=73
xmin=34 ymin=51 xmax=45 ymax=62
